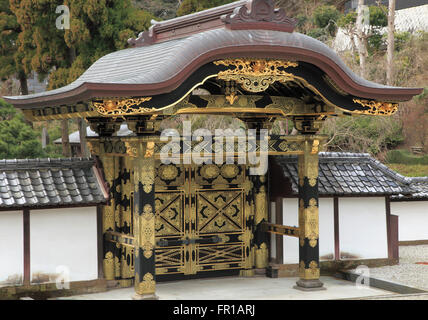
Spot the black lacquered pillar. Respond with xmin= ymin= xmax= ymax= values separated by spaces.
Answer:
xmin=133 ymin=141 xmax=158 ymax=300
xmin=294 ymin=139 xmax=325 ymax=291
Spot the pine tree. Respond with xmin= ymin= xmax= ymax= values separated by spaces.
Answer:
xmin=0 ymin=0 xmax=29 ymax=94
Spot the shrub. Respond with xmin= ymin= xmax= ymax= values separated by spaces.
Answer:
xmin=312 ymin=5 xmax=341 ymax=36
xmin=386 ymin=150 xmax=428 ymax=165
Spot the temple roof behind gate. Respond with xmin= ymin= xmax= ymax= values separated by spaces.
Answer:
xmin=2 ymin=0 xmax=422 ymax=110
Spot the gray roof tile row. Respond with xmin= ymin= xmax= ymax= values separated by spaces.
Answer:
xmin=0 ymin=158 xmax=108 ymax=209
xmin=274 ymin=152 xmax=426 ymax=198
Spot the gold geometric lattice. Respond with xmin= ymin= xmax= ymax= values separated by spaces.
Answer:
xmin=197 ymin=190 xmax=243 ymax=233
xmin=155 ymin=247 xmax=184 ymax=269
xmin=198 ymin=244 xmax=244 ymax=265
xmin=155 ymin=192 xmax=183 ymax=237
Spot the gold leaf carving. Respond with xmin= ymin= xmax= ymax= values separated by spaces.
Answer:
xmin=141 ymin=204 xmax=155 ymax=259
xmin=92 ymin=97 xmax=153 ymax=116
xmin=214 ymin=59 xmax=298 ymax=93
xmin=141 ymin=162 xmax=155 ymax=194
xmin=353 ymin=99 xmax=398 ymax=116
xmin=135 ymin=272 xmax=156 ymax=295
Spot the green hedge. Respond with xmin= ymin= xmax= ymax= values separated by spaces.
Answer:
xmin=386 ymin=149 xmax=428 ymax=165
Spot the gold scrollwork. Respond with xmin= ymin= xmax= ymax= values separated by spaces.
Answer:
xmin=305 ymin=198 xmax=319 ymax=248
xmin=307 ymin=160 xmax=319 ymax=187
xmin=311 ymin=140 xmax=320 ymax=154
xmin=201 ymin=164 xmax=220 ymax=180
xmin=141 ymin=162 xmax=155 ymax=194
xmin=92 ymin=97 xmax=153 ymax=116
xmin=135 ymin=272 xmax=156 ymax=295
xmin=255 ymin=243 xmax=268 ymax=269
xmin=103 ymin=251 xmax=115 ymax=280
xmin=226 ymin=93 xmax=239 ymax=105
xmin=87 ymin=141 xmax=100 ymax=155
xmin=145 ymin=142 xmax=155 ymax=158
xmin=141 ymin=204 xmax=155 ymax=259
xmin=353 ymin=99 xmax=398 ymax=116
xmin=159 ymin=164 xmax=179 ymax=181
xmin=125 ymin=142 xmax=138 ymax=158
xmin=220 ymin=164 xmax=239 ymax=179
xmin=299 ymin=260 xmax=320 ymax=280
xmin=214 ymin=59 xmax=298 ymax=93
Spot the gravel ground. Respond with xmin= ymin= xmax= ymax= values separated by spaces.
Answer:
xmin=355 ymin=245 xmax=428 ymax=291
xmin=362 ymin=293 xmax=428 ymax=300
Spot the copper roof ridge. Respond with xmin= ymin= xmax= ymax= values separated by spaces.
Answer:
xmin=127 ymin=0 xmax=297 ymax=47
xmin=151 ymin=0 xmax=248 ymax=29
xmin=128 ymin=0 xmax=249 ymax=47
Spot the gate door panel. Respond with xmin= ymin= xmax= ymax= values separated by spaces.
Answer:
xmin=154 ymin=162 xmax=252 ymax=277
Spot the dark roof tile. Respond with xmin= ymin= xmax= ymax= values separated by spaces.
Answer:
xmin=274 ymin=152 xmax=417 ymax=196
xmin=0 ymin=158 xmax=108 ymax=208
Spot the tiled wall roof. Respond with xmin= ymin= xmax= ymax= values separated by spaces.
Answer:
xmin=0 ymin=158 xmax=108 ymax=209
xmin=274 ymin=152 xmax=423 ymax=197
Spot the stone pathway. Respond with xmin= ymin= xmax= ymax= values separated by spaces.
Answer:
xmin=56 ymin=276 xmax=392 ymax=300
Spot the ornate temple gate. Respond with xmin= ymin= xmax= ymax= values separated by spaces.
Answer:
xmin=92 ymin=137 xmax=276 ymax=284
xmin=88 ymin=133 xmax=326 ymax=296
xmin=5 ymin=0 xmax=421 ymax=300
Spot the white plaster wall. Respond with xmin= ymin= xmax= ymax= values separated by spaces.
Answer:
xmin=319 ymin=198 xmax=335 ymax=261
xmin=282 ymin=198 xmax=299 ymax=264
xmin=282 ymin=198 xmax=335 ymax=264
xmin=30 ymin=207 xmax=98 ymax=283
xmin=0 ymin=211 xmax=23 ymax=285
xmin=339 ymin=197 xmax=388 ymax=260
xmin=391 ymin=201 xmax=428 ymax=241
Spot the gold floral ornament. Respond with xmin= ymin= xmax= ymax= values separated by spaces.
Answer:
xmin=140 ymin=204 xmax=155 ymax=259
xmin=307 ymin=160 xmax=319 ymax=187
xmin=201 ymin=164 xmax=220 ymax=180
xmin=125 ymin=142 xmax=138 ymax=158
xmin=159 ymin=165 xmax=179 ymax=181
xmin=305 ymin=198 xmax=319 ymax=248
xmin=353 ymin=99 xmax=399 ymax=116
xmin=214 ymin=59 xmax=298 ymax=93
xmin=135 ymin=272 xmax=156 ymax=295
xmin=91 ymin=97 xmax=153 ymax=116
xmin=299 ymin=260 xmax=320 ymax=280
xmin=141 ymin=161 xmax=155 ymax=193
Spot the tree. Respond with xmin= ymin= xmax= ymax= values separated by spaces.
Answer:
xmin=321 ymin=115 xmax=404 ymax=155
xmin=386 ymin=0 xmax=395 ymax=85
xmin=356 ymin=0 xmax=368 ymax=78
xmin=0 ymin=99 xmax=45 ymax=159
xmin=56 ymin=1 xmax=153 ymax=158
xmin=312 ymin=5 xmax=341 ymax=37
xmin=49 ymin=0 xmax=154 ymax=89
xmin=0 ymin=0 xmax=29 ymax=95
xmin=10 ymin=1 xmax=153 ymax=158
xmin=338 ymin=3 xmax=387 ymax=70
